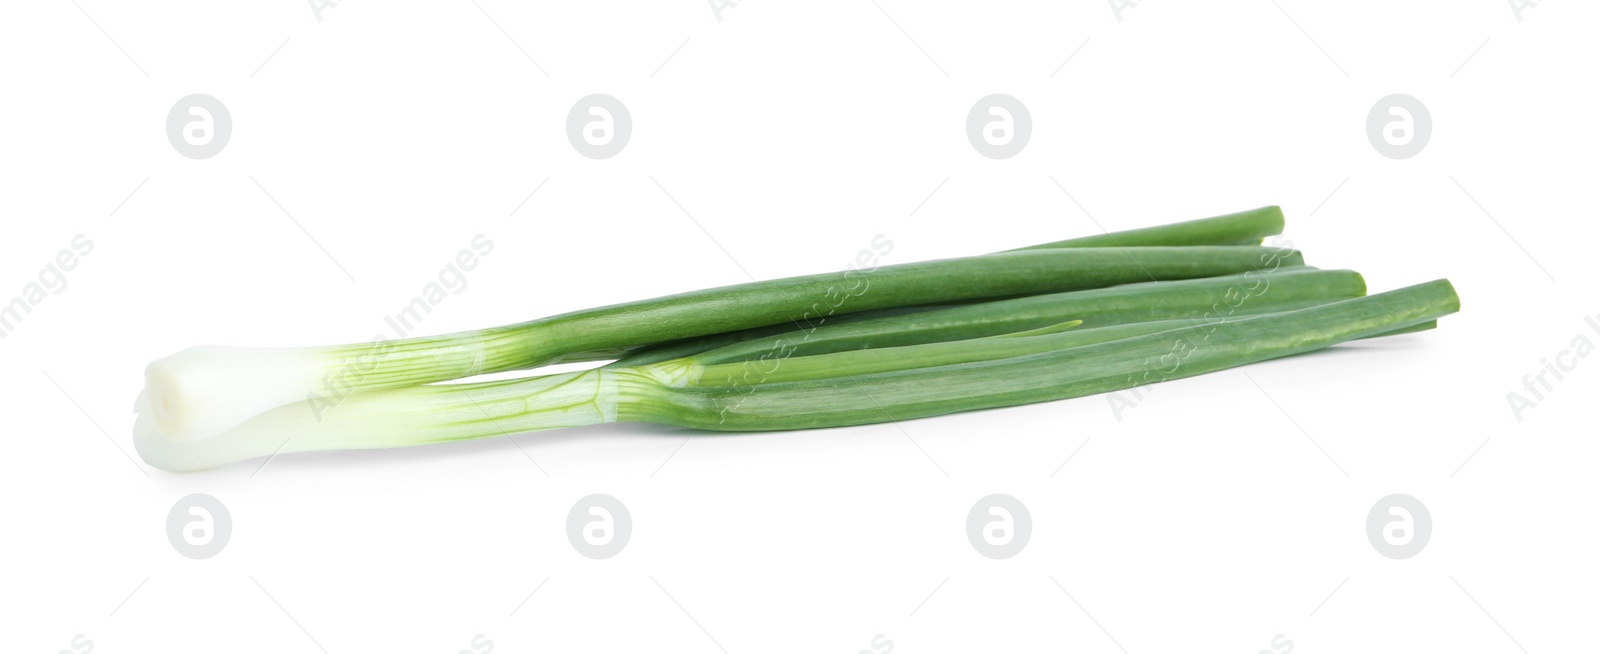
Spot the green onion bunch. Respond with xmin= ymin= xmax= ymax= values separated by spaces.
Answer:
xmin=133 ymin=206 xmax=1458 ymax=471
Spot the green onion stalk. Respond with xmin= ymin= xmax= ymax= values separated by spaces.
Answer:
xmin=134 ymin=275 xmax=1456 ymax=471
xmin=1006 ymin=205 xmax=1284 ymax=250
xmin=616 ymin=206 xmax=1289 ymax=365
xmin=613 ymin=263 xmax=1349 ymax=367
xmin=139 ymin=241 xmax=1291 ymax=445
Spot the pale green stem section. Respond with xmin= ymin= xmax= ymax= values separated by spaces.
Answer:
xmin=134 ymin=369 xmax=649 ymax=472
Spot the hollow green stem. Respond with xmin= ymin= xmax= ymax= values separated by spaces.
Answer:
xmin=673 ymin=266 xmax=1358 ymax=367
xmin=1006 ymin=206 xmax=1284 ymax=251
xmin=632 ymin=280 xmax=1460 ymax=431
xmin=608 ymin=206 xmax=1286 ymax=367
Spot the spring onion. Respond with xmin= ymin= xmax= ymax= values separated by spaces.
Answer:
xmin=616 ymin=207 xmax=1290 ymax=366
xmin=133 ymin=280 xmax=1458 ymax=471
xmin=613 ymin=266 xmax=1358 ymax=367
xmin=141 ymin=245 xmax=1294 ymax=444
xmin=132 ymin=205 xmax=1458 ymax=473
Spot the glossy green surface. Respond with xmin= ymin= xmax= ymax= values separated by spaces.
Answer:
xmin=624 ymin=280 xmax=1459 ymax=430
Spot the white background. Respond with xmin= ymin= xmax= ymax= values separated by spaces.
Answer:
xmin=3 ymin=1 xmax=1596 ymax=652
